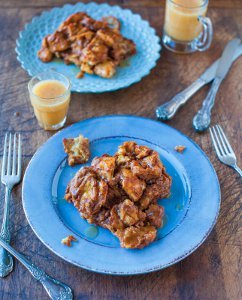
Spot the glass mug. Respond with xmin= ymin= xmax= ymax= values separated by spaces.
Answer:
xmin=162 ymin=0 xmax=213 ymax=53
xmin=28 ymin=71 xmax=71 ymax=131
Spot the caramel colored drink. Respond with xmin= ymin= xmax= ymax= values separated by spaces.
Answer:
xmin=162 ymin=0 xmax=213 ymax=53
xmin=28 ymin=72 xmax=71 ymax=130
xmin=165 ymin=0 xmax=207 ymax=41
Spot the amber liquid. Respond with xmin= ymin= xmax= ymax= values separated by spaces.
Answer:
xmin=164 ymin=0 xmax=207 ymax=41
xmin=30 ymin=80 xmax=70 ymax=129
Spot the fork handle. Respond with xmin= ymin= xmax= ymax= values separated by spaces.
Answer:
xmin=193 ymin=77 xmax=222 ymax=132
xmin=0 ymin=186 xmax=13 ymax=277
xmin=1 ymin=186 xmax=12 ymax=236
xmin=0 ymin=237 xmax=73 ymax=299
xmin=233 ymin=165 xmax=242 ymax=177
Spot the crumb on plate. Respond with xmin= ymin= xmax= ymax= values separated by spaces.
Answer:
xmin=76 ymin=70 xmax=84 ymax=78
xmin=61 ymin=235 xmax=77 ymax=247
xmin=63 ymin=134 xmax=90 ymax=166
xmin=174 ymin=145 xmax=186 ymax=153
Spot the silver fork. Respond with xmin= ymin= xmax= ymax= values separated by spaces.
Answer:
xmin=209 ymin=125 xmax=242 ymax=177
xmin=0 ymin=133 xmax=22 ymax=277
xmin=0 ymin=237 xmax=73 ymax=299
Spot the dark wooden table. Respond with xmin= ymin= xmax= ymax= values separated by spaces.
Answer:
xmin=0 ymin=0 xmax=241 ymax=299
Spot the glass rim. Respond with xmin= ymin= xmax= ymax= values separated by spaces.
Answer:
xmin=28 ymin=70 xmax=71 ymax=101
xmin=169 ymin=0 xmax=208 ymax=9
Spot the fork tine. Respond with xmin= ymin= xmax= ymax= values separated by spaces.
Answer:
xmin=215 ymin=125 xmax=230 ymax=154
xmin=213 ymin=127 xmax=226 ymax=156
xmin=12 ymin=134 xmax=17 ymax=175
xmin=217 ymin=125 xmax=234 ymax=153
xmin=1 ymin=134 xmax=8 ymax=177
xmin=209 ymin=127 xmax=224 ymax=156
xmin=214 ymin=125 xmax=228 ymax=155
xmin=7 ymin=134 xmax=12 ymax=175
xmin=17 ymin=134 xmax=22 ymax=176
xmin=209 ymin=128 xmax=219 ymax=155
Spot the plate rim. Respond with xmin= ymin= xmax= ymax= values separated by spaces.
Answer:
xmin=15 ymin=2 xmax=161 ymax=93
xmin=22 ymin=115 xmax=221 ymax=275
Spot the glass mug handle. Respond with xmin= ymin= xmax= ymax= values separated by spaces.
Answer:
xmin=195 ymin=16 xmax=213 ymax=52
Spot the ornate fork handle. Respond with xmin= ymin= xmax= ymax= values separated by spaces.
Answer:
xmin=193 ymin=77 xmax=222 ymax=132
xmin=29 ymin=267 xmax=73 ymax=300
xmin=156 ymin=78 xmax=206 ymax=120
xmin=0 ymin=237 xmax=73 ymax=300
xmin=0 ymin=186 xmax=13 ymax=277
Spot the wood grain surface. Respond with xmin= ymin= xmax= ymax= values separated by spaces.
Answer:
xmin=0 ymin=0 xmax=241 ymax=299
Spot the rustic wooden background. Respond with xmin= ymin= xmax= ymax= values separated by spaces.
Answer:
xmin=0 ymin=0 xmax=241 ymax=299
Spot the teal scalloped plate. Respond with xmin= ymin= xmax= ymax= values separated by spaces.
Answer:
xmin=16 ymin=2 xmax=161 ymax=93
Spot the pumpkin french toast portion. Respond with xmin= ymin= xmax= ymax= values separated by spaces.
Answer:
xmin=38 ymin=12 xmax=136 ymax=78
xmin=65 ymin=141 xmax=171 ymax=249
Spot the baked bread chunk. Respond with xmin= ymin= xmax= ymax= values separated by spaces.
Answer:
xmin=63 ymin=134 xmax=90 ymax=166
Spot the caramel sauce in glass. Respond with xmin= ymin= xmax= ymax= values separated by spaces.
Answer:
xmin=28 ymin=72 xmax=71 ymax=130
xmin=164 ymin=0 xmax=207 ymax=42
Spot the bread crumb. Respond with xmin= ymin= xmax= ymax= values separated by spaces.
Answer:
xmin=61 ymin=235 xmax=77 ymax=247
xmin=63 ymin=134 xmax=90 ymax=166
xmin=76 ymin=70 xmax=84 ymax=78
xmin=175 ymin=145 xmax=186 ymax=153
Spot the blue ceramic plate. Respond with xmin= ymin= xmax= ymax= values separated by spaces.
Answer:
xmin=16 ymin=2 xmax=161 ymax=93
xmin=22 ymin=116 xmax=220 ymax=275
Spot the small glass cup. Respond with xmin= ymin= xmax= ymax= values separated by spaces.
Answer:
xmin=28 ymin=71 xmax=71 ymax=130
xmin=162 ymin=0 xmax=213 ymax=53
